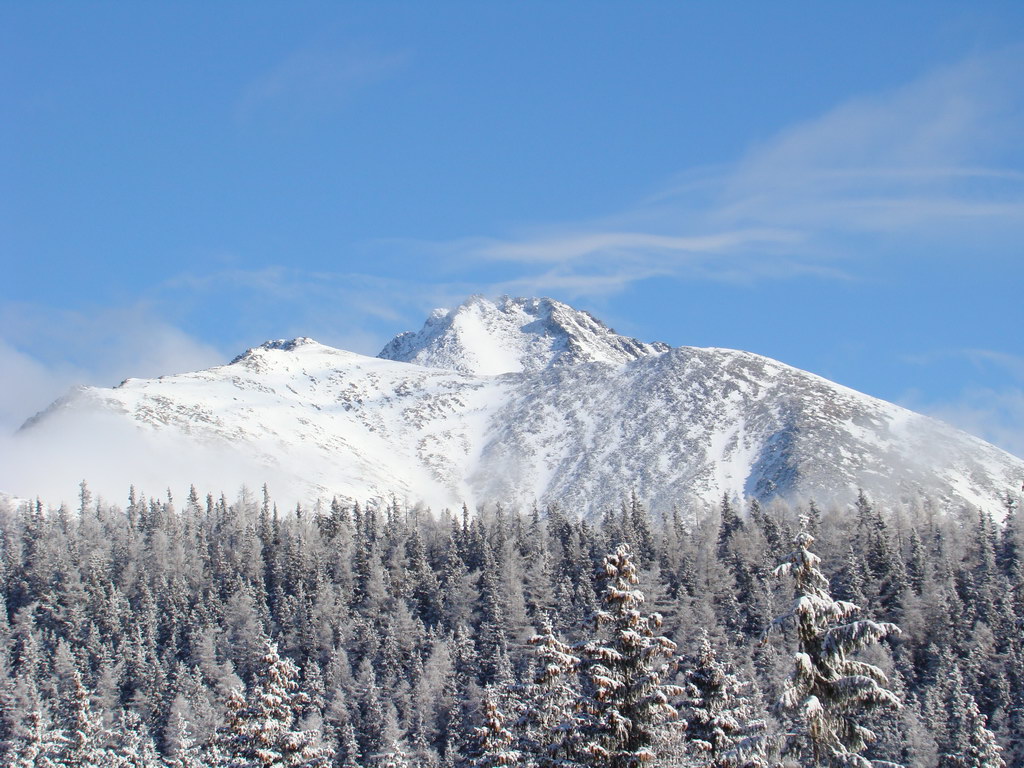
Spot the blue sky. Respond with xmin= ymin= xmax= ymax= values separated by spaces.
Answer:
xmin=2 ymin=2 xmax=1023 ymax=457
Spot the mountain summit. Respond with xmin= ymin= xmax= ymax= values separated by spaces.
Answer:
xmin=378 ymin=295 xmax=669 ymax=375
xmin=4 ymin=297 xmax=1022 ymax=514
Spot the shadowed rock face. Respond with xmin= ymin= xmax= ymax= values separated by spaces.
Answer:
xmin=8 ymin=297 xmax=1023 ymax=516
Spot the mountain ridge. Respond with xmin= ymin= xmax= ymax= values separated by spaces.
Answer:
xmin=378 ymin=295 xmax=670 ymax=375
xmin=3 ymin=296 xmax=1021 ymax=515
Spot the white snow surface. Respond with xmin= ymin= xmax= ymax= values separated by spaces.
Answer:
xmin=378 ymin=295 xmax=670 ymax=375
xmin=4 ymin=297 xmax=1023 ymax=516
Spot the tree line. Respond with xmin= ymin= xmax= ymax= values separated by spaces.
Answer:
xmin=0 ymin=482 xmax=1020 ymax=767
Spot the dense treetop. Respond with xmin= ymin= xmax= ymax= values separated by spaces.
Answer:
xmin=0 ymin=483 xmax=1020 ymax=767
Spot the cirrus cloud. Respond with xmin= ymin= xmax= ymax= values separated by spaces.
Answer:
xmin=412 ymin=48 xmax=1024 ymax=297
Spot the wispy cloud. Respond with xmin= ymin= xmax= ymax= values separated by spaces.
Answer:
xmin=0 ymin=303 xmax=223 ymax=434
xmin=417 ymin=49 xmax=1024 ymax=298
xmin=919 ymin=388 xmax=1024 ymax=460
xmin=236 ymin=45 xmax=409 ymax=123
xmin=0 ymin=338 xmax=72 ymax=435
xmin=161 ymin=267 xmax=465 ymax=354
xmin=903 ymin=349 xmax=1024 ymax=459
xmin=905 ymin=348 xmax=1024 ymax=380
xmin=474 ymin=230 xmax=799 ymax=265
xmin=489 ymin=268 xmax=671 ymax=301
xmin=201 ymin=48 xmax=1024 ymax=329
xmin=709 ymin=51 xmax=1024 ymax=235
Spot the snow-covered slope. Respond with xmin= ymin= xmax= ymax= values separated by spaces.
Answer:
xmin=378 ymin=295 xmax=669 ymax=375
xmin=4 ymin=297 xmax=1022 ymax=515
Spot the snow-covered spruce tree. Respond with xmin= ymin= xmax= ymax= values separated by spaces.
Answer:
xmin=336 ymin=720 xmax=363 ymax=768
xmin=111 ymin=708 xmax=163 ymax=767
xmin=371 ymin=703 xmax=412 ymax=768
xmin=210 ymin=641 xmax=330 ymax=768
xmin=680 ymin=632 xmax=772 ymax=768
xmin=0 ymin=673 xmax=52 ymax=767
xmin=765 ymin=523 xmax=901 ymax=767
xmin=939 ymin=665 xmax=1005 ymax=768
xmin=470 ymin=685 xmax=522 ymax=767
xmin=6 ymin=708 xmax=61 ymax=768
xmin=476 ymin=544 xmax=512 ymax=686
xmin=960 ymin=698 xmax=1007 ymax=768
xmin=54 ymin=663 xmax=115 ymax=768
xmin=163 ymin=710 xmax=207 ymax=768
xmin=518 ymin=617 xmax=582 ymax=767
xmin=572 ymin=544 xmax=684 ymax=768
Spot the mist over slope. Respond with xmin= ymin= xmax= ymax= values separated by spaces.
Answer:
xmin=4 ymin=296 xmax=1021 ymax=514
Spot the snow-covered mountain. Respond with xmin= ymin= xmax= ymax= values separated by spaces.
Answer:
xmin=4 ymin=296 xmax=1022 ymax=515
xmin=379 ymin=295 xmax=670 ymax=375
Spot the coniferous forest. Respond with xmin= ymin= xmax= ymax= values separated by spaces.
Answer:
xmin=0 ymin=483 xmax=1021 ymax=767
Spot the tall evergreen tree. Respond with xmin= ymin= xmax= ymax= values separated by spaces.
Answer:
xmin=470 ymin=685 xmax=522 ymax=767
xmin=938 ymin=665 xmax=1006 ymax=768
xmin=54 ymin=664 xmax=113 ymax=768
xmin=680 ymin=632 xmax=772 ymax=768
xmin=959 ymin=693 xmax=1006 ymax=768
xmin=717 ymin=495 xmax=743 ymax=564
xmin=476 ymin=545 xmax=511 ymax=686
xmin=519 ymin=617 xmax=581 ymax=767
xmin=766 ymin=523 xmax=901 ymax=767
xmin=572 ymin=544 xmax=683 ymax=768
xmin=211 ymin=641 xmax=330 ymax=768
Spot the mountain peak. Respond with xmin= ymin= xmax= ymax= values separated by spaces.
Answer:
xmin=378 ymin=295 xmax=669 ymax=375
xmin=229 ymin=337 xmax=322 ymax=365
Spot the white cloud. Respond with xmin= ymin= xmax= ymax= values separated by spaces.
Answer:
xmin=162 ymin=267 xmax=435 ymax=349
xmin=920 ymin=388 xmax=1024 ymax=460
xmin=0 ymin=339 xmax=75 ymax=433
xmin=192 ymin=49 xmax=1024 ymax=326
xmin=711 ymin=51 xmax=1024 ymax=235
xmin=474 ymin=229 xmax=799 ymax=265
xmin=902 ymin=349 xmax=1024 ymax=459
xmin=235 ymin=45 xmax=408 ymax=123
xmin=416 ymin=49 xmax=1024 ymax=298
xmin=904 ymin=348 xmax=1024 ymax=380
xmin=958 ymin=349 xmax=1024 ymax=380
xmin=0 ymin=405 xmax=314 ymax=509
xmin=0 ymin=303 xmax=223 ymax=433
xmin=490 ymin=268 xmax=670 ymax=300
